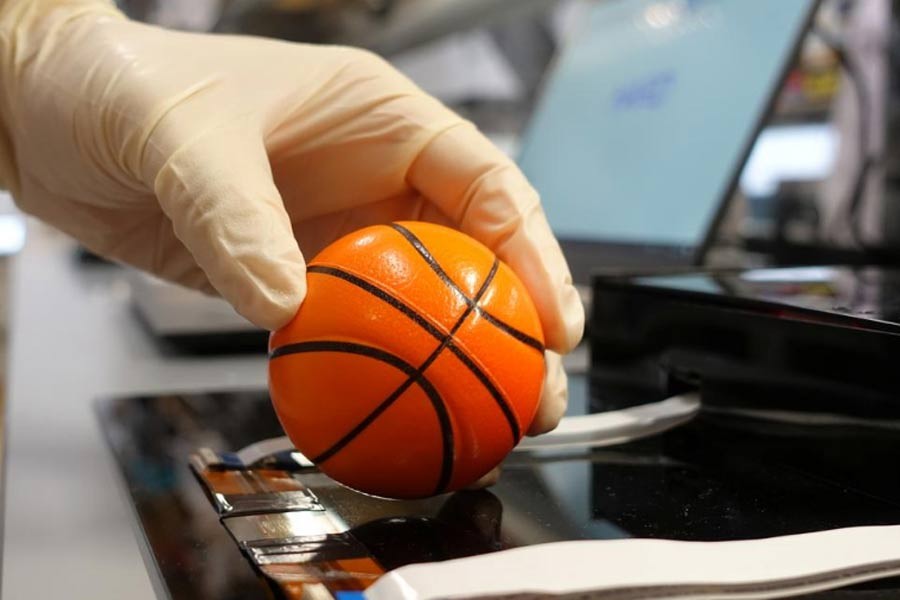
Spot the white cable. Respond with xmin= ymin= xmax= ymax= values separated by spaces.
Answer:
xmin=367 ymin=525 xmax=900 ymax=599
xmin=234 ymin=393 xmax=699 ymax=465
xmin=514 ymin=392 xmax=700 ymax=451
xmin=235 ymin=435 xmax=295 ymax=466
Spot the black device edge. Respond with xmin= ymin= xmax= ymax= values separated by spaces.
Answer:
xmin=695 ymin=0 xmax=824 ymax=265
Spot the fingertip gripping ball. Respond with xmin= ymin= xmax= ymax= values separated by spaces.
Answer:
xmin=268 ymin=221 xmax=545 ymax=499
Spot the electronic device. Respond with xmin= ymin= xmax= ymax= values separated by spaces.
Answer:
xmin=591 ymin=266 xmax=900 ymax=416
xmin=517 ymin=0 xmax=819 ymax=281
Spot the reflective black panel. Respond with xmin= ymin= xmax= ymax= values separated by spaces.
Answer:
xmin=631 ymin=267 xmax=900 ymax=328
xmin=100 ymin=376 xmax=900 ymax=599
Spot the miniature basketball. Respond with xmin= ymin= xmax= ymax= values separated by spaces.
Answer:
xmin=268 ymin=221 xmax=545 ymax=499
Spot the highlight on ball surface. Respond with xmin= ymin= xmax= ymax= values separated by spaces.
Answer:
xmin=268 ymin=221 xmax=545 ymax=499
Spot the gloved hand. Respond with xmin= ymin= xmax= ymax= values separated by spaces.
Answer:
xmin=0 ymin=0 xmax=584 ymax=434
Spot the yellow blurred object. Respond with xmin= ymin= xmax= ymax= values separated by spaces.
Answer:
xmin=0 ymin=0 xmax=583 ymax=433
xmin=803 ymin=69 xmax=841 ymax=103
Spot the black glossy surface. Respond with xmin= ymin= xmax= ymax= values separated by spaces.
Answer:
xmin=99 ymin=374 xmax=900 ymax=599
xmin=630 ymin=267 xmax=900 ymax=327
xmin=591 ymin=267 xmax=900 ymax=415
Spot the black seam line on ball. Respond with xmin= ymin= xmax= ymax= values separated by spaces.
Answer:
xmin=308 ymin=263 xmax=521 ymax=446
xmin=307 ymin=265 xmax=445 ymax=340
xmin=416 ymin=257 xmax=498 ymax=493
xmin=389 ymin=223 xmax=545 ymax=353
xmin=445 ymin=342 xmax=520 ymax=443
xmin=269 ymin=340 xmax=454 ymax=494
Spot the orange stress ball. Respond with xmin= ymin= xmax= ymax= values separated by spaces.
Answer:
xmin=268 ymin=221 xmax=545 ymax=499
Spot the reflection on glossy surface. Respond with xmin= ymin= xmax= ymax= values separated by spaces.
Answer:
xmin=349 ymin=492 xmax=503 ymax=571
xmin=98 ymin=374 xmax=900 ymax=599
xmin=633 ymin=267 xmax=898 ymax=324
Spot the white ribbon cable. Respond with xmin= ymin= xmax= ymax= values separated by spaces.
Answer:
xmin=514 ymin=392 xmax=700 ymax=451
xmin=366 ymin=525 xmax=900 ymax=599
xmin=235 ymin=435 xmax=296 ymax=466
xmin=235 ymin=393 xmax=700 ymax=464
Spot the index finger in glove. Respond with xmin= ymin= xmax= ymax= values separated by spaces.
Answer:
xmin=408 ymin=123 xmax=584 ymax=354
xmin=154 ymin=126 xmax=307 ymax=331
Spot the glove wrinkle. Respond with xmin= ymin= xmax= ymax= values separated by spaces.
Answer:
xmin=462 ymin=164 xmax=531 ymax=248
xmin=132 ymin=78 xmax=224 ymax=185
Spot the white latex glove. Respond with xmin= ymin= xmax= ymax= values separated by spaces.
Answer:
xmin=0 ymin=0 xmax=584 ymax=434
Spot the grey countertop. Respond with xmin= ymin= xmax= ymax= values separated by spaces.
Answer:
xmin=1 ymin=221 xmax=268 ymax=599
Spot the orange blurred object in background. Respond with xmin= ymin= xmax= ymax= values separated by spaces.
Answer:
xmin=269 ymin=221 xmax=545 ymax=499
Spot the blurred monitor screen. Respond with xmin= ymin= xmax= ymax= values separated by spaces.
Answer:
xmin=517 ymin=0 xmax=818 ymax=272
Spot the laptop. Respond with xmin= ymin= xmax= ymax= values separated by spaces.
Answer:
xmin=517 ymin=0 xmax=820 ymax=282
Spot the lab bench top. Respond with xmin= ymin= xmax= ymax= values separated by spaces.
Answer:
xmin=2 ymin=221 xmax=267 ymax=599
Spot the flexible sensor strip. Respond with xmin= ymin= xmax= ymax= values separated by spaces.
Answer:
xmin=366 ymin=525 xmax=900 ymax=599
